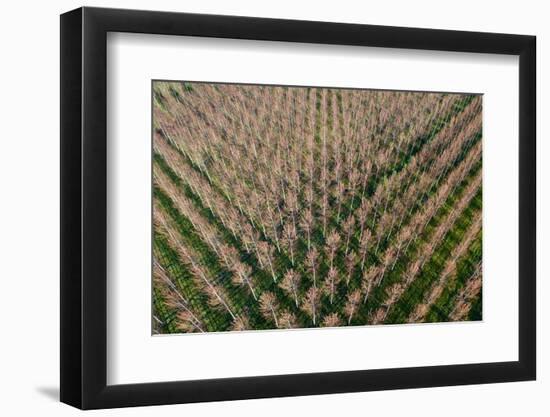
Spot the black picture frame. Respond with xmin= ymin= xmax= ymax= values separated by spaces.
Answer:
xmin=60 ymin=6 xmax=536 ymax=410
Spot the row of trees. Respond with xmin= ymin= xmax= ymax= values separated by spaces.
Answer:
xmin=407 ymin=211 xmax=482 ymax=323
xmin=153 ymin=259 xmax=206 ymax=333
xmin=450 ymin=262 xmax=482 ymax=321
xmin=370 ymin=169 xmax=482 ymax=324
xmin=360 ymin=140 xmax=482 ymax=314
xmin=155 ymin=85 xmax=462 ymax=247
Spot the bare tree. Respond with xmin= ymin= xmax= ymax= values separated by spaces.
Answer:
xmin=305 ymin=246 xmax=319 ymax=288
xmin=302 ymin=286 xmax=321 ymax=325
xmin=259 ymin=291 xmax=279 ymax=327
xmin=257 ymin=240 xmax=277 ymax=282
xmin=380 ymin=283 xmax=403 ymax=321
xmin=282 ymin=222 xmax=297 ymax=266
xmin=322 ymin=313 xmax=342 ymax=328
xmin=280 ymin=269 xmax=301 ymax=307
xmin=231 ymin=261 xmax=257 ymax=300
xmin=284 ymin=190 xmax=299 ymax=233
xmin=344 ymin=289 xmax=362 ymax=324
xmin=355 ymin=198 xmax=371 ymax=243
xmin=325 ymin=230 xmax=341 ymax=269
xmin=362 ymin=266 xmax=379 ymax=303
xmin=299 ymin=208 xmax=314 ymax=250
xmin=278 ymin=310 xmax=298 ymax=329
xmin=342 ymin=214 xmax=356 ymax=255
xmin=344 ymin=250 xmax=357 ymax=286
xmin=323 ymin=266 xmax=340 ymax=305
xmin=358 ymin=229 xmax=372 ymax=271
xmin=231 ymin=315 xmax=250 ymax=331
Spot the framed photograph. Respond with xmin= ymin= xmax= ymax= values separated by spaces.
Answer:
xmin=60 ymin=6 xmax=536 ymax=409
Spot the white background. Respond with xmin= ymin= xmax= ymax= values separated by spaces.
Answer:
xmin=108 ymin=33 xmax=518 ymax=384
xmin=0 ymin=0 xmax=547 ymax=415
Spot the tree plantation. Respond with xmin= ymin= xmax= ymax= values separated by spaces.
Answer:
xmin=152 ymin=81 xmax=482 ymax=334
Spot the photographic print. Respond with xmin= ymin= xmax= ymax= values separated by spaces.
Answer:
xmin=152 ymin=81 xmax=482 ymax=334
